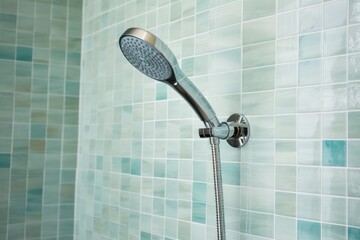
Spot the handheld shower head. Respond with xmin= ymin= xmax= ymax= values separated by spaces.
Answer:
xmin=119 ymin=28 xmax=220 ymax=127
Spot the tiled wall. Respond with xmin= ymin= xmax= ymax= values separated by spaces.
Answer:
xmin=76 ymin=0 xmax=360 ymax=239
xmin=0 ymin=0 xmax=82 ymax=239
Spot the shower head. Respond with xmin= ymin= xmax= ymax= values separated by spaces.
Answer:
xmin=119 ymin=28 xmax=220 ymax=127
xmin=119 ymin=28 xmax=174 ymax=81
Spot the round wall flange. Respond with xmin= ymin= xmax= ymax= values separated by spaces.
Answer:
xmin=226 ymin=113 xmax=250 ymax=148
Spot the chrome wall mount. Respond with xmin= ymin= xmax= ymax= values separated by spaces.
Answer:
xmin=199 ymin=113 xmax=250 ymax=148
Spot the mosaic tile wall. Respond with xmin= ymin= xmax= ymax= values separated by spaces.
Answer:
xmin=76 ymin=0 xmax=360 ymax=239
xmin=0 ymin=0 xmax=82 ymax=239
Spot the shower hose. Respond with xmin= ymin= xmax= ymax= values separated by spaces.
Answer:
xmin=209 ymin=137 xmax=226 ymax=240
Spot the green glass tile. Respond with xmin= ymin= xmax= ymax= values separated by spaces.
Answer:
xmin=322 ymin=140 xmax=346 ymax=166
xmin=277 ymin=11 xmax=298 ymax=38
xmin=349 ymin=54 xmax=360 ymax=80
xmin=243 ymin=16 xmax=276 ymax=45
xmin=297 ymin=220 xmax=320 ymax=240
xmin=275 ymin=115 xmax=296 ymax=139
xmin=276 ymin=166 xmax=296 ymax=191
xmin=350 ymin=25 xmax=360 ymax=54
xmin=298 ymin=194 xmax=320 ymax=220
xmin=243 ymin=41 xmax=275 ymax=68
xmin=275 ymin=89 xmax=296 ymax=114
xmin=324 ymin=56 xmax=346 ymax=83
xmin=0 ymin=153 xmax=10 ymax=168
xmin=300 ymin=0 xmax=321 ymax=7
xmin=348 ymin=169 xmax=360 ymax=198
xmin=156 ymin=83 xmax=167 ymax=101
xmin=349 ymin=140 xmax=360 ymax=167
xmin=16 ymin=46 xmax=32 ymax=62
xmin=0 ymin=13 xmax=16 ymax=29
xmin=240 ymin=211 xmax=274 ymax=238
xmin=243 ymin=91 xmax=274 ymax=115
xmin=192 ymin=202 xmax=206 ymax=224
xmin=275 ymin=192 xmax=296 ymax=217
xmin=349 ymin=111 xmax=360 ymax=138
xmin=299 ymin=4 xmax=321 ymax=33
xmin=324 ymin=0 xmax=347 ymax=29
xmin=278 ymin=0 xmax=298 ymax=12
xmin=242 ymin=66 xmax=275 ymax=92
xmin=349 ymin=227 xmax=360 ymax=240
xmin=348 ymin=198 xmax=360 ymax=227
xmin=298 ymin=166 xmax=320 ymax=193
xmin=275 ymin=216 xmax=296 ymax=240
xmin=222 ymin=162 xmax=240 ymax=186
xmin=350 ymin=0 xmax=360 ymax=24
xmin=192 ymin=182 xmax=206 ymax=202
xmin=243 ymin=0 xmax=276 ymax=21
xmin=275 ymin=140 xmax=296 ymax=165
xmin=298 ymin=59 xmax=322 ymax=86
xmin=241 ymin=188 xmax=274 ymax=213
xmin=299 ymin=32 xmax=322 ymax=60
xmin=31 ymin=124 xmax=46 ymax=139
xmin=0 ymin=44 xmax=15 ymax=60
xmin=322 ymin=112 xmax=346 ymax=139
xmin=322 ymin=196 xmax=346 ymax=224
xmin=277 ymin=37 xmax=298 ymax=63
xmin=322 ymin=168 xmax=346 ymax=196
xmin=0 ymin=92 xmax=13 ymax=107
xmin=324 ymin=28 xmax=347 ymax=57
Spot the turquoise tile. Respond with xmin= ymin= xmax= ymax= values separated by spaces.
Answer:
xmin=322 ymin=140 xmax=346 ymax=167
xmin=0 ymin=153 xmax=10 ymax=168
xmin=221 ymin=163 xmax=240 ymax=186
xmin=349 ymin=227 xmax=360 ymax=240
xmin=192 ymin=202 xmax=206 ymax=224
xmin=297 ymin=220 xmax=320 ymax=240
xmin=16 ymin=46 xmax=32 ymax=62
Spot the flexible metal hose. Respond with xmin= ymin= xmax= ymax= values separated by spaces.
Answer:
xmin=209 ymin=137 xmax=226 ymax=240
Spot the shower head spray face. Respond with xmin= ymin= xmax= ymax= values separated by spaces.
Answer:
xmin=119 ymin=28 xmax=174 ymax=81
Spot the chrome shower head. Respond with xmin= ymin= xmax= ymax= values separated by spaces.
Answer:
xmin=119 ymin=28 xmax=220 ymax=127
xmin=120 ymin=29 xmax=173 ymax=81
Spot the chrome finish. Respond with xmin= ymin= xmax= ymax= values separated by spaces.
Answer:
xmin=199 ymin=113 xmax=250 ymax=148
xmin=119 ymin=28 xmax=220 ymax=127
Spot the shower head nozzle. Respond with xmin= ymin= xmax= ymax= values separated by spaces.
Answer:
xmin=119 ymin=28 xmax=174 ymax=81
